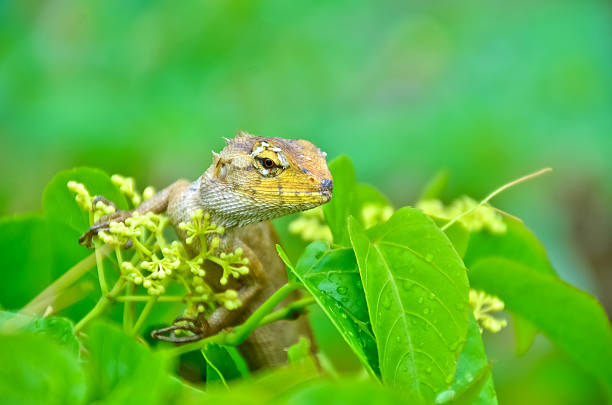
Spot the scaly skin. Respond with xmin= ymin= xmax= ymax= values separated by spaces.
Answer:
xmin=80 ymin=131 xmax=332 ymax=371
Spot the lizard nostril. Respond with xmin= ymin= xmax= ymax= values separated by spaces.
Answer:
xmin=320 ymin=179 xmax=333 ymax=191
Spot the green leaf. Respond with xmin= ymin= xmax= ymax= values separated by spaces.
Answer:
xmin=276 ymin=244 xmax=297 ymax=283
xmin=290 ymin=241 xmax=380 ymax=376
xmin=432 ymin=217 xmax=470 ymax=258
xmin=418 ymin=170 xmax=449 ymax=202
xmin=42 ymin=167 xmax=129 ymax=234
xmin=348 ymin=208 xmax=470 ymax=403
xmin=288 ymin=336 xmax=312 ymax=364
xmin=469 ymin=257 xmax=612 ymax=389
xmin=464 ymin=217 xmax=556 ymax=355
xmin=464 ymin=217 xmax=555 ymax=275
xmin=196 ymin=361 xmax=320 ymax=403
xmin=323 ymin=155 xmax=357 ymax=246
xmin=0 ymin=333 xmax=86 ymax=405
xmin=287 ymin=337 xmax=318 ymax=373
xmin=84 ymin=321 xmax=178 ymax=405
xmin=444 ymin=313 xmax=498 ymax=405
xmin=0 ymin=214 xmax=91 ymax=310
xmin=512 ymin=314 xmax=538 ymax=357
xmin=203 ymin=343 xmax=249 ymax=385
xmin=274 ymin=378 xmax=409 ymax=405
xmin=0 ymin=312 xmax=80 ymax=357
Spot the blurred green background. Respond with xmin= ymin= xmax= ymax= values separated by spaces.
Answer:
xmin=1 ymin=0 xmax=611 ymax=403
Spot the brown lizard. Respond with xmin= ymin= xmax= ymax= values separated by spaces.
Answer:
xmin=79 ymin=131 xmax=333 ymax=370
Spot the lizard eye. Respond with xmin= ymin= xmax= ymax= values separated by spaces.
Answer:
xmin=262 ymin=158 xmax=275 ymax=169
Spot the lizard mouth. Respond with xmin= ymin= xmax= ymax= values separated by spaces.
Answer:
xmin=320 ymin=179 xmax=333 ymax=202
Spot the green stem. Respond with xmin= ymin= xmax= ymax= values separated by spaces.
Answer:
xmin=123 ymin=284 xmax=135 ymax=332
xmin=117 ymin=295 xmax=191 ymax=302
xmin=94 ymin=241 xmax=108 ymax=296
xmin=441 ymin=167 xmax=552 ymax=232
xmin=258 ymin=296 xmax=315 ymax=327
xmin=132 ymin=296 xmax=158 ymax=336
xmin=163 ymin=283 xmax=303 ymax=357
xmin=225 ymin=283 xmax=301 ymax=345
xmin=74 ymin=278 xmax=126 ymax=333
xmin=20 ymin=244 xmax=114 ymax=316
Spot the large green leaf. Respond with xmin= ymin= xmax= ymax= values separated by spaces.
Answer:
xmin=0 ymin=214 xmax=91 ymax=310
xmin=464 ymin=217 xmax=555 ymax=275
xmin=286 ymin=242 xmax=379 ymax=376
xmin=203 ymin=343 xmax=249 ymax=385
xmin=42 ymin=167 xmax=129 ymax=234
xmin=272 ymin=378 xmax=409 ymax=405
xmin=0 ymin=312 xmax=80 ymax=357
xmin=0 ymin=333 xmax=86 ymax=405
xmin=84 ymin=321 xmax=178 ymax=405
xmin=469 ymin=257 xmax=612 ymax=389
xmin=445 ymin=313 xmax=498 ymax=405
xmin=464 ymin=217 xmax=556 ymax=355
xmin=323 ymin=155 xmax=357 ymax=246
xmin=348 ymin=208 xmax=470 ymax=403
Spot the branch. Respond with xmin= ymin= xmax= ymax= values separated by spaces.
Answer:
xmin=162 ymin=283 xmax=309 ymax=357
xmin=441 ymin=168 xmax=552 ymax=232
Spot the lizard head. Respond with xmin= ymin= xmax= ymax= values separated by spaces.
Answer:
xmin=202 ymin=132 xmax=333 ymax=227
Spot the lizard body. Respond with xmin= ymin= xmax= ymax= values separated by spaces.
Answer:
xmin=80 ymin=132 xmax=332 ymax=370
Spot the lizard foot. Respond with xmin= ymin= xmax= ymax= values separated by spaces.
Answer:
xmin=78 ymin=196 xmax=132 ymax=249
xmin=151 ymin=316 xmax=209 ymax=344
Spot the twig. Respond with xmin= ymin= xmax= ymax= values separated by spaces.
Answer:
xmin=162 ymin=283 xmax=305 ymax=357
xmin=74 ymin=278 xmax=126 ymax=333
xmin=20 ymin=244 xmax=113 ymax=316
xmin=441 ymin=168 xmax=552 ymax=232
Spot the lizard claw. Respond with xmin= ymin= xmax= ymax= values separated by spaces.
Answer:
xmin=78 ymin=198 xmax=132 ymax=249
xmin=151 ymin=316 xmax=209 ymax=343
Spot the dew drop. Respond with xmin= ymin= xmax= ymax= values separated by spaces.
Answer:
xmin=402 ymin=280 xmax=413 ymax=291
xmin=417 ymin=297 xmax=424 ymax=304
xmin=435 ymin=389 xmax=455 ymax=404
xmin=423 ymin=307 xmax=430 ymax=314
xmin=337 ymin=286 xmax=348 ymax=295
xmin=381 ymin=295 xmax=392 ymax=309
xmin=445 ymin=374 xmax=454 ymax=384
xmin=425 ymin=253 xmax=433 ymax=262
xmin=425 ymin=366 xmax=432 ymax=374
xmin=395 ymin=336 xmax=401 ymax=343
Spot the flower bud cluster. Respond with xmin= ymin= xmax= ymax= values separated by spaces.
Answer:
xmin=67 ymin=177 xmax=250 ymax=316
xmin=417 ymin=196 xmax=507 ymax=234
xmin=469 ymin=289 xmax=508 ymax=333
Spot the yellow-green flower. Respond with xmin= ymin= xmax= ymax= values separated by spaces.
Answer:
xmin=417 ymin=196 xmax=507 ymax=234
xmin=469 ymin=289 xmax=508 ymax=333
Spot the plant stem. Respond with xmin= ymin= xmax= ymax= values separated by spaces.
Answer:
xmin=441 ymin=167 xmax=552 ymax=232
xmin=74 ymin=278 xmax=126 ymax=333
xmin=225 ymin=283 xmax=301 ymax=346
xmin=123 ymin=284 xmax=135 ymax=332
xmin=117 ymin=295 xmax=189 ymax=302
xmin=131 ymin=296 xmax=158 ymax=336
xmin=259 ymin=296 xmax=315 ymax=327
xmin=20 ymin=244 xmax=114 ymax=316
xmin=162 ymin=283 xmax=304 ymax=357
xmin=94 ymin=241 xmax=108 ymax=296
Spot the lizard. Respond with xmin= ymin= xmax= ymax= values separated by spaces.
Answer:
xmin=78 ymin=131 xmax=333 ymax=371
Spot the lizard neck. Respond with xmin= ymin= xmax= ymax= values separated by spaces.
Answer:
xmin=195 ymin=171 xmax=294 ymax=229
